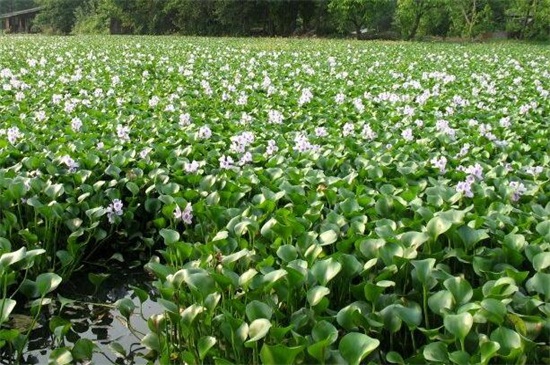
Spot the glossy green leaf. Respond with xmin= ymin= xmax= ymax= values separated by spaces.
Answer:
xmin=423 ymin=341 xmax=449 ymax=363
xmin=444 ymin=312 xmax=473 ymax=342
xmin=338 ymin=332 xmax=380 ymax=365
xmin=246 ymin=318 xmax=271 ymax=343
xmin=71 ymin=339 xmax=96 ymax=361
xmin=246 ymin=300 xmax=273 ymax=321
xmin=159 ymin=228 xmax=180 ymax=245
xmin=307 ymin=285 xmax=331 ymax=306
xmin=427 ymin=216 xmax=452 ymax=241
xmin=260 ymin=343 xmax=304 ymax=364
xmin=0 ymin=299 xmax=16 ymax=324
xmin=311 ymin=257 xmax=342 ymax=286
xmin=48 ymin=347 xmax=73 ymax=365
xmin=36 ymin=273 xmax=62 ymax=296
xmin=198 ymin=336 xmax=217 ymax=360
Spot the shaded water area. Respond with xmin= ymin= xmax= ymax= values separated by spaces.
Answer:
xmin=2 ymin=266 xmax=160 ymax=364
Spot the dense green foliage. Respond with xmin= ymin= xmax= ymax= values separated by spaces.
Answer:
xmin=2 ymin=0 xmax=550 ymax=40
xmin=1 ymin=36 xmax=549 ymax=364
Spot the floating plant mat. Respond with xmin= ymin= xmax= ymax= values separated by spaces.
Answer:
xmin=3 ymin=267 xmax=159 ymax=365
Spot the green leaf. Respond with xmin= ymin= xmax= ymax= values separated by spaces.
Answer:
xmin=276 ymin=244 xmax=298 ymax=262
xmin=0 ymin=299 xmax=16 ymax=324
xmin=109 ymin=341 xmax=127 ymax=358
xmin=338 ymin=332 xmax=380 ymax=365
xmin=126 ymin=181 xmax=140 ymax=195
xmin=246 ymin=318 xmax=272 ymax=343
xmin=159 ymin=228 xmax=180 ymax=245
xmin=526 ymin=272 xmax=550 ymax=298
xmin=395 ymin=302 xmax=422 ymax=329
xmin=490 ymin=327 xmax=522 ymax=357
xmin=307 ymin=286 xmax=331 ymax=306
xmin=443 ymin=277 xmax=473 ymax=305
xmin=36 ymin=273 xmax=62 ymax=296
xmin=308 ymin=339 xmax=331 ymax=363
xmin=311 ymin=257 xmax=342 ymax=285
xmin=115 ymin=298 xmax=136 ymax=320
xmin=423 ymin=341 xmax=449 ymax=363
xmin=181 ymin=304 xmax=204 ymax=327
xmin=457 ymin=226 xmax=488 ymax=249
xmin=88 ymin=273 xmax=110 ymax=289
xmin=444 ymin=312 xmax=473 ymax=342
xmin=48 ymin=347 xmax=73 ymax=365
xmin=198 ymin=336 xmax=217 ymax=360
xmin=386 ymin=351 xmax=405 ymax=364
xmin=479 ymin=298 xmax=507 ymax=325
xmin=532 ymin=252 xmax=550 ymax=271
xmin=411 ymin=258 xmax=436 ymax=285
xmin=142 ymin=333 xmax=160 ymax=351
xmin=260 ymin=343 xmax=305 ymax=364
xmin=319 ymin=229 xmax=338 ymax=246
xmin=480 ymin=341 xmax=500 ymax=365
xmin=400 ymin=231 xmax=429 ymax=248
xmin=0 ymin=247 xmax=26 ymax=267
xmin=536 ymin=220 xmax=550 ymax=241
xmin=312 ymin=320 xmax=338 ymax=344
xmin=427 ymin=216 xmax=452 ymax=241
xmin=246 ymin=300 xmax=273 ymax=321
xmin=449 ymin=350 xmax=470 ymax=365
xmin=71 ymin=339 xmax=96 ymax=361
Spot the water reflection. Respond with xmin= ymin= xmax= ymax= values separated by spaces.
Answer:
xmin=1 ymin=266 xmax=159 ymax=365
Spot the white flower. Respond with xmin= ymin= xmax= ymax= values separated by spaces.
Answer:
xmin=184 ymin=160 xmax=200 ymax=173
xmin=198 ymin=126 xmax=212 ymax=139
xmin=219 ymin=155 xmax=234 ymax=170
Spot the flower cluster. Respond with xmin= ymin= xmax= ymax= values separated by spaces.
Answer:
xmin=265 ymin=139 xmax=278 ymax=156
xmin=198 ymin=126 xmax=212 ymax=139
xmin=509 ymin=181 xmax=527 ymax=202
xmin=116 ymin=124 xmax=130 ymax=142
xmin=106 ymin=199 xmax=123 ymax=223
xmin=430 ymin=156 xmax=447 ymax=174
xmin=7 ymin=126 xmax=22 ymax=145
xmin=174 ymin=203 xmax=193 ymax=224
xmin=294 ymin=133 xmax=319 ymax=153
xmin=230 ymin=131 xmax=255 ymax=153
xmin=298 ymin=87 xmax=313 ymax=106
xmin=61 ymin=155 xmax=79 ymax=173
xmin=184 ymin=160 xmax=200 ymax=173
xmin=219 ymin=155 xmax=235 ymax=170
xmin=268 ymin=109 xmax=283 ymax=124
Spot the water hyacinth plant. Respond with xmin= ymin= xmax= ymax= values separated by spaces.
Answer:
xmin=0 ymin=36 xmax=549 ymax=364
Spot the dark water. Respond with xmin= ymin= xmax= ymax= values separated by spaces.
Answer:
xmin=4 ymin=267 xmax=161 ymax=365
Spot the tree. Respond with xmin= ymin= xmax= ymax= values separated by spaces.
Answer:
xmin=395 ymin=0 xmax=441 ymax=40
xmin=328 ymin=0 xmax=395 ymax=39
xmin=506 ymin=0 xmax=550 ymax=40
xmin=34 ymin=0 xmax=80 ymax=34
xmin=448 ymin=0 xmax=493 ymax=39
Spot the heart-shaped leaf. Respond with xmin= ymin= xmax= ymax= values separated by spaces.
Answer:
xmin=311 ymin=257 xmax=342 ymax=285
xmin=444 ymin=312 xmax=473 ymax=342
xmin=246 ymin=318 xmax=271 ymax=343
xmin=338 ymin=332 xmax=380 ymax=365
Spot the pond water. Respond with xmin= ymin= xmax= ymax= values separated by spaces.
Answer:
xmin=12 ymin=267 xmax=161 ymax=364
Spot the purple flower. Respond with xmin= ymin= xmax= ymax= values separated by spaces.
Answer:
xmin=509 ymin=181 xmax=526 ymax=202
xmin=456 ymin=180 xmax=474 ymax=198
xmin=219 ymin=155 xmax=234 ymax=170
xmin=430 ymin=156 xmax=447 ymax=174
xmin=174 ymin=203 xmax=193 ymax=224
xmin=401 ymin=128 xmax=414 ymax=142
xmin=106 ymin=199 xmax=123 ymax=223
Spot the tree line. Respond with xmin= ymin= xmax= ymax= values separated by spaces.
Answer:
xmin=2 ymin=0 xmax=549 ymax=41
